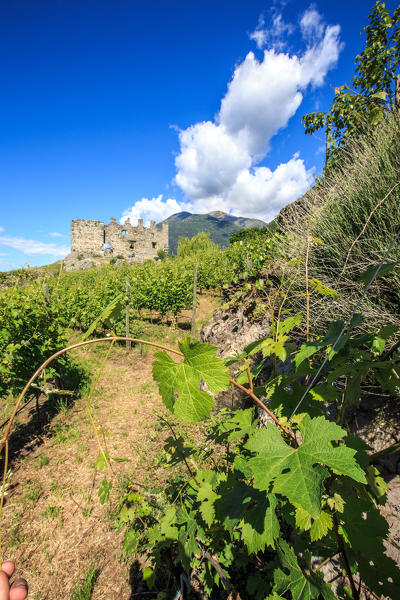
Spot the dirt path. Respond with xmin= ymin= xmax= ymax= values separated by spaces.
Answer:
xmin=0 ymin=294 xmax=220 ymax=599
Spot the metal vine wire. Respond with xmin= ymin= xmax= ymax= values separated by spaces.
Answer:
xmin=289 ymin=226 xmax=400 ymax=420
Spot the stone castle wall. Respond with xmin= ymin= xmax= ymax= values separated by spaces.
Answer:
xmin=71 ymin=217 xmax=169 ymax=262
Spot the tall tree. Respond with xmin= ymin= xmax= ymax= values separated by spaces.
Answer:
xmin=302 ymin=1 xmax=400 ymax=168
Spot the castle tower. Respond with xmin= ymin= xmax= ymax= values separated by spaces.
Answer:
xmin=71 ymin=220 xmax=105 ymax=255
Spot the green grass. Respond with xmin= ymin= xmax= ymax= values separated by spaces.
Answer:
xmin=36 ymin=453 xmax=49 ymax=469
xmin=41 ymin=504 xmax=63 ymax=519
xmin=50 ymin=480 xmax=65 ymax=499
xmin=55 ymin=396 xmax=74 ymax=415
xmin=70 ymin=565 xmax=100 ymax=600
xmin=53 ymin=423 xmax=81 ymax=444
xmin=8 ymin=525 xmax=23 ymax=547
xmin=23 ymin=481 xmax=43 ymax=503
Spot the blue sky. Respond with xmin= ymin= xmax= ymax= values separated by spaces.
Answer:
xmin=1 ymin=0 xmax=398 ymax=269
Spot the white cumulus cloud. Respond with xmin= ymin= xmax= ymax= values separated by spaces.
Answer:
xmin=121 ymin=195 xmax=185 ymax=226
xmin=226 ymin=156 xmax=315 ymax=221
xmin=172 ymin=8 xmax=340 ymax=222
xmin=123 ymin=8 xmax=341 ymax=226
xmin=300 ymin=24 xmax=342 ymax=87
xmin=218 ymin=50 xmax=303 ymax=157
xmin=175 ymin=121 xmax=251 ymax=199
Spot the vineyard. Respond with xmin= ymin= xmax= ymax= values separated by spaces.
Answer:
xmin=1 ymin=204 xmax=400 ymax=598
xmin=1 ymin=2 xmax=400 ymax=598
xmin=0 ymin=233 xmax=283 ymax=402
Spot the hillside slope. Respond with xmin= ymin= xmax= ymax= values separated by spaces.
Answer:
xmin=163 ymin=210 xmax=267 ymax=254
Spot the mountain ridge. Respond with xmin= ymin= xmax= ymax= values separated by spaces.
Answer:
xmin=161 ymin=210 xmax=267 ymax=254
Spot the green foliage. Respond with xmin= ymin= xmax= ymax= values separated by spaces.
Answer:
xmin=308 ymin=112 xmax=400 ymax=323
xmin=226 ymin=232 xmax=284 ymax=298
xmin=0 ymin=283 xmax=70 ymax=398
xmin=82 ymin=294 xmax=124 ymax=340
xmin=273 ymin=540 xmax=335 ymax=600
xmin=303 ymin=1 xmax=400 ymax=167
xmin=229 ymin=225 xmax=275 ymax=245
xmin=153 ymin=338 xmax=230 ymax=422
xmin=157 ymin=248 xmax=167 ymax=260
xmin=246 ymin=416 xmax=365 ymax=518
xmin=97 ymin=478 xmax=112 ymax=505
xmin=0 ymin=230 xmax=282 ymax=374
xmin=116 ymin=314 xmax=400 ymax=599
xmin=357 ymin=260 xmax=397 ymax=287
xmin=0 ymin=246 xmax=236 ymax=396
xmin=48 ymin=252 xmax=230 ymax=333
xmin=283 ymin=109 xmax=400 ymax=333
xmin=177 ymin=232 xmax=219 ymax=258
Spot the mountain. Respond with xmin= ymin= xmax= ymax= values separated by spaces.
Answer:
xmin=163 ymin=211 xmax=268 ymax=254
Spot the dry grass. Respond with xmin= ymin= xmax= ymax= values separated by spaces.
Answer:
xmin=279 ymin=113 xmax=400 ymax=333
xmin=0 ymin=293 xmax=221 ymax=599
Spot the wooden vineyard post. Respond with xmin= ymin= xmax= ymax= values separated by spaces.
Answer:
xmin=125 ymin=277 xmax=131 ymax=350
xmin=191 ymin=264 xmax=198 ymax=337
xmin=43 ymin=282 xmax=51 ymax=306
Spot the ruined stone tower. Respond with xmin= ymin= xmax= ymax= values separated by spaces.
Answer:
xmin=71 ymin=217 xmax=169 ymax=262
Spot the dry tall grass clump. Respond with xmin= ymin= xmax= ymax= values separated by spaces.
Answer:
xmin=280 ymin=111 xmax=400 ymax=330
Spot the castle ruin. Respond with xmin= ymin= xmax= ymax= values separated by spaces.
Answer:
xmin=71 ymin=217 xmax=169 ymax=262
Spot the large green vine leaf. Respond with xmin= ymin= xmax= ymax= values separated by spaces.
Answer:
xmin=214 ymin=478 xmax=280 ymax=553
xmin=246 ymin=415 xmax=366 ymax=518
xmin=239 ymin=492 xmax=279 ymax=553
xmin=152 ymin=338 xmax=230 ymax=422
xmin=272 ymin=541 xmax=335 ymax=600
xmin=82 ymin=293 xmax=124 ymax=340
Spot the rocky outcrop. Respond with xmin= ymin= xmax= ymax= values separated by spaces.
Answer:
xmin=63 ymin=252 xmax=102 ymax=272
xmin=200 ymin=306 xmax=270 ymax=409
xmin=200 ymin=307 xmax=269 ymax=359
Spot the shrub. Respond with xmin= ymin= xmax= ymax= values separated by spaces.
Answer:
xmin=229 ymin=225 xmax=276 ymax=244
xmin=177 ymin=232 xmax=219 ymax=258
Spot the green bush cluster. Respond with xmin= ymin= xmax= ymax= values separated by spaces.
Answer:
xmin=0 ymin=284 xmax=69 ymax=398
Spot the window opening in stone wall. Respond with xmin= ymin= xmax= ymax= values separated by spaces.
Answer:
xmin=104 ymin=242 xmax=113 ymax=253
xmin=152 ymin=242 xmax=157 ymax=249
xmin=122 ymin=230 xmax=126 ymax=237
xmin=129 ymin=242 xmax=135 ymax=249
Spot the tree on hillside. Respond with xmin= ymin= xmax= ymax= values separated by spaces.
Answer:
xmin=303 ymin=0 xmax=400 ymax=168
xmin=229 ymin=225 xmax=274 ymax=245
xmin=177 ymin=232 xmax=219 ymax=257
